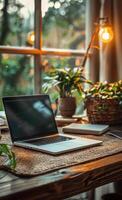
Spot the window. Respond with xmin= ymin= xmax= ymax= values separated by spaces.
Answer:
xmin=0 ymin=0 xmax=86 ymax=112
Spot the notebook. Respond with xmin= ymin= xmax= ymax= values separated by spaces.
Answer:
xmin=2 ymin=95 xmax=102 ymax=155
xmin=63 ymin=123 xmax=109 ymax=135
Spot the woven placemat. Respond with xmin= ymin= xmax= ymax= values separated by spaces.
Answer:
xmin=0 ymin=132 xmax=122 ymax=177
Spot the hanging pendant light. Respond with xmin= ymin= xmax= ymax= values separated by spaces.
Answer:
xmin=99 ymin=25 xmax=114 ymax=43
xmin=81 ymin=17 xmax=114 ymax=68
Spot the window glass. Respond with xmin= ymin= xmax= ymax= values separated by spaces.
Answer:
xmin=42 ymin=0 xmax=86 ymax=50
xmin=0 ymin=54 xmax=34 ymax=96
xmin=0 ymin=0 xmax=34 ymax=46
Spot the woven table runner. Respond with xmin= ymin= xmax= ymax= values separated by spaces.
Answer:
xmin=0 ymin=133 xmax=122 ymax=177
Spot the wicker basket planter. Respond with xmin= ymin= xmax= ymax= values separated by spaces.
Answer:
xmin=86 ymin=97 xmax=122 ymax=125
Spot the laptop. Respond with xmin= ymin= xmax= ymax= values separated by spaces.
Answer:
xmin=2 ymin=95 xmax=102 ymax=155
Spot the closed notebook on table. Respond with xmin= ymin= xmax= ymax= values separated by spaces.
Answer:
xmin=62 ymin=123 xmax=109 ymax=135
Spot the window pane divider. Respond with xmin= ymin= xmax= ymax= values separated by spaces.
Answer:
xmin=42 ymin=48 xmax=87 ymax=57
xmin=0 ymin=46 xmax=89 ymax=57
xmin=0 ymin=46 xmax=40 ymax=55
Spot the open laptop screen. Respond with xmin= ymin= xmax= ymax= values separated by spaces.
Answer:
xmin=3 ymin=95 xmax=58 ymax=142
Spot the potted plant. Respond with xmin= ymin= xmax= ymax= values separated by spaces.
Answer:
xmin=85 ymin=80 xmax=122 ymax=124
xmin=43 ymin=67 xmax=91 ymax=117
xmin=0 ymin=143 xmax=16 ymax=170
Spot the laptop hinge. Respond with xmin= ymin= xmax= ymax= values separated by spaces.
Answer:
xmin=18 ymin=133 xmax=59 ymax=142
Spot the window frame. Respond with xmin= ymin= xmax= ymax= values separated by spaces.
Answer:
xmin=0 ymin=0 xmax=86 ymax=94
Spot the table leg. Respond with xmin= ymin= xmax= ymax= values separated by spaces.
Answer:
xmin=88 ymin=189 xmax=95 ymax=200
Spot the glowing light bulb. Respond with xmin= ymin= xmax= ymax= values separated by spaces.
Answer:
xmin=27 ymin=31 xmax=35 ymax=45
xmin=30 ymin=33 xmax=35 ymax=43
xmin=99 ymin=26 xmax=114 ymax=43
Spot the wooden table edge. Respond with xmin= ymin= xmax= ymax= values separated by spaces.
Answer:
xmin=0 ymin=152 xmax=122 ymax=200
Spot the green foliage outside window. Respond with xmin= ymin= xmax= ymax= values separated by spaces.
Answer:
xmin=0 ymin=55 xmax=33 ymax=96
xmin=0 ymin=0 xmax=34 ymax=105
xmin=43 ymin=0 xmax=86 ymax=49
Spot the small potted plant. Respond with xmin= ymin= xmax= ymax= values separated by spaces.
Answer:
xmin=0 ymin=143 xmax=16 ymax=170
xmin=43 ymin=67 xmax=91 ymax=117
xmin=85 ymin=80 xmax=122 ymax=124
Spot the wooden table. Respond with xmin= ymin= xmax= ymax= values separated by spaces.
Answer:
xmin=0 ymin=151 xmax=122 ymax=200
xmin=0 ymin=123 xmax=122 ymax=200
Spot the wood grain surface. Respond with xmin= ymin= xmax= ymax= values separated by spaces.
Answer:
xmin=0 ymin=153 xmax=122 ymax=200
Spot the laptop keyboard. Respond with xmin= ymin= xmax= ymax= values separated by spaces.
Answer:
xmin=25 ymin=135 xmax=73 ymax=145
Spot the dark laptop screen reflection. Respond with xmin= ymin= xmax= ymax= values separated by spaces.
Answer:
xmin=5 ymin=96 xmax=58 ymax=142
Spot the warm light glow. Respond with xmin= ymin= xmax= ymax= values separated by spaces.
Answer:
xmin=99 ymin=26 xmax=114 ymax=43
xmin=27 ymin=31 xmax=35 ymax=45
xmin=30 ymin=34 xmax=35 ymax=43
